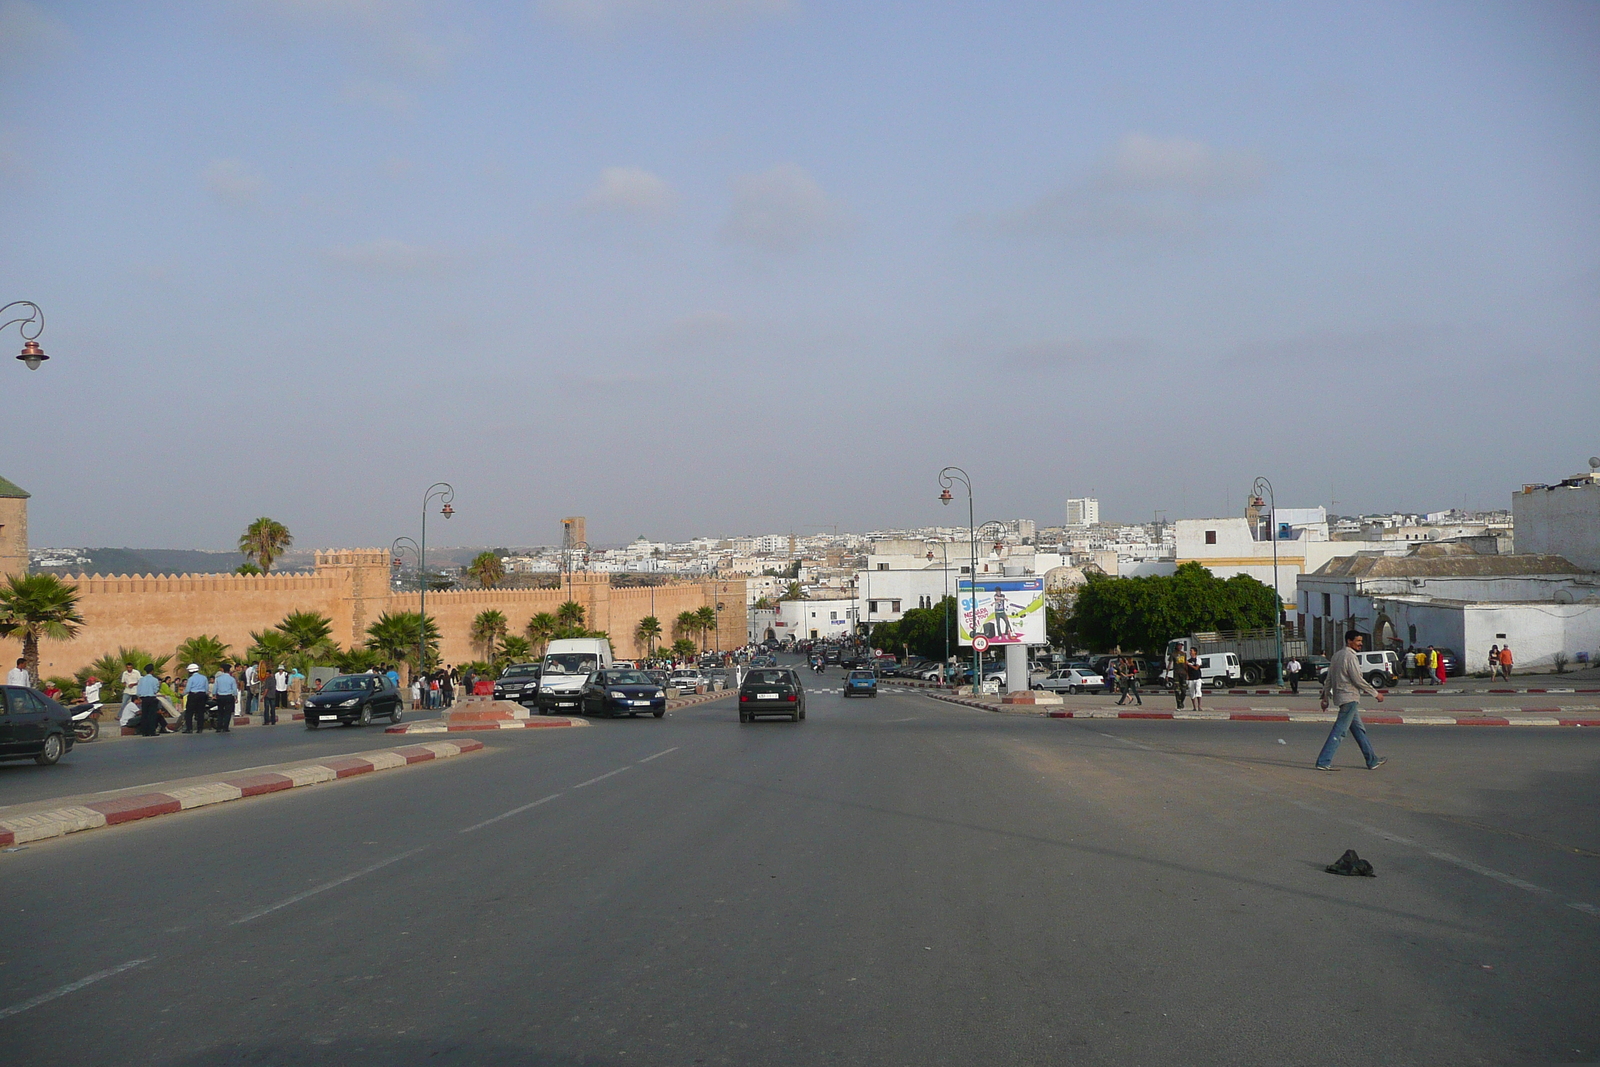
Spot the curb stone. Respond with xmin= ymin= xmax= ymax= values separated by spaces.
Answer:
xmin=926 ymin=693 xmax=1600 ymax=728
xmin=0 ymin=739 xmax=484 ymax=848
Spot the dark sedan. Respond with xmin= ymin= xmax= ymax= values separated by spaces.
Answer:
xmin=579 ymin=669 xmax=667 ymax=718
xmin=739 ymin=668 xmax=806 ymax=723
xmin=493 ymin=662 xmax=542 ymax=706
xmin=304 ymin=673 xmax=403 ymax=729
xmin=0 ymin=685 xmax=76 ymax=765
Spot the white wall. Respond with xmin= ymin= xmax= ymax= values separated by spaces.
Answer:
xmin=1514 ymin=479 xmax=1600 ymax=572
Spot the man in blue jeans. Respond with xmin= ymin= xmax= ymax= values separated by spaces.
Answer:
xmin=1316 ymin=629 xmax=1388 ymax=771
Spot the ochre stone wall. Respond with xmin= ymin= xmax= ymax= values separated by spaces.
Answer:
xmin=0 ymin=550 xmax=746 ymax=679
xmin=0 ymin=495 xmax=26 ymax=582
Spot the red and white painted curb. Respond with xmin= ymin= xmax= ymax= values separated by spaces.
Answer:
xmin=929 ymin=693 xmax=1600 ymax=727
xmin=0 ymin=739 xmax=484 ymax=848
xmin=387 ymin=716 xmax=589 ymax=734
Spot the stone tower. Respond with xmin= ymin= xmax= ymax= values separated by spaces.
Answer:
xmin=0 ymin=474 xmax=29 ymax=581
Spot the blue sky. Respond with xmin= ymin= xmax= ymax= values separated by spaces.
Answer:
xmin=2 ymin=1 xmax=1596 ymax=550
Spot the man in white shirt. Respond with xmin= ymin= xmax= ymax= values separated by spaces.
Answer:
xmin=6 ymin=657 xmax=29 ymax=687
xmin=120 ymin=663 xmax=141 ymax=716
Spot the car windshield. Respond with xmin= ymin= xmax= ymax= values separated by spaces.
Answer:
xmin=502 ymin=665 xmax=538 ymax=678
xmin=745 ymin=670 xmax=791 ymax=686
xmin=848 ymin=670 xmax=873 ymax=680
xmin=670 ymin=670 xmax=699 ymax=679
xmin=598 ymin=670 xmax=651 ymax=685
xmin=543 ymin=654 xmax=599 ymax=677
xmin=324 ymin=676 xmax=374 ymax=692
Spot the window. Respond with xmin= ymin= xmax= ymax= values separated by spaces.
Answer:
xmin=892 ymin=600 xmax=901 ymax=613
xmin=868 ymin=601 xmax=879 ymax=614
xmin=1321 ymin=593 xmax=1331 ymax=617
xmin=960 ymin=566 xmax=971 ymax=573
xmin=829 ymin=611 xmax=837 ymax=621
xmin=1205 ymin=530 xmax=1217 ymax=545
xmin=877 ymin=563 xmax=888 ymax=571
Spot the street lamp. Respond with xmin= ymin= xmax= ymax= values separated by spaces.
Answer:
xmin=1252 ymin=476 xmax=1284 ymax=687
xmin=390 ymin=537 xmax=420 ymax=592
xmin=3 ymin=301 xmax=47 ymax=369
xmin=418 ymin=482 xmax=454 ymax=683
xmin=938 ymin=466 xmax=979 ymax=691
xmin=926 ymin=540 xmax=952 ymax=686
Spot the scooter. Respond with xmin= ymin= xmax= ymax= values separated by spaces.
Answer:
xmin=69 ymin=701 xmax=103 ymax=743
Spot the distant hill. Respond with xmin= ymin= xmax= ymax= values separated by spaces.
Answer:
xmin=42 ymin=548 xmax=309 ymax=577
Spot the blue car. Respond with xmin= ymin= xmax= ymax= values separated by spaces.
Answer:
xmin=844 ymin=669 xmax=877 ymax=698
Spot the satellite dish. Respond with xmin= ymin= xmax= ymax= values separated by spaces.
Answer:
xmin=1590 ymin=456 xmax=1600 ymax=470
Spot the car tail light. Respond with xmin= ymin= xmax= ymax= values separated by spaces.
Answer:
xmin=784 ymin=692 xmax=797 ymax=701
xmin=740 ymin=693 xmax=751 ymax=702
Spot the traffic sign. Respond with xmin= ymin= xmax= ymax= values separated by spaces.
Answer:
xmin=971 ymin=635 xmax=990 ymax=652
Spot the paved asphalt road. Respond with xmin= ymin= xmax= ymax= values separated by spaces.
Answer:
xmin=1 ymin=682 xmax=1596 ymax=1066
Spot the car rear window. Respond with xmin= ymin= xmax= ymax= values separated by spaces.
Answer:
xmin=745 ymin=670 xmax=791 ymax=685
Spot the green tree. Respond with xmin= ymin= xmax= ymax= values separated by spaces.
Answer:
xmin=525 ymin=612 xmax=557 ymax=654
xmin=365 ymin=611 xmax=441 ymax=675
xmin=778 ymin=581 xmax=804 ymax=601
xmin=174 ymin=634 xmax=232 ymax=675
xmin=673 ymin=609 xmax=698 ymax=645
xmin=235 ymin=563 xmax=263 ymax=576
xmin=467 ymin=551 xmax=507 ymax=590
xmin=865 ymin=596 xmax=957 ymax=662
xmin=634 ymin=615 xmax=663 ymax=657
xmin=1069 ymin=563 xmax=1278 ymax=654
xmin=497 ymin=634 xmax=533 ymax=666
xmin=78 ymin=646 xmax=169 ymax=697
xmin=335 ymin=645 xmax=385 ymax=674
xmin=670 ymin=637 xmax=697 ymax=661
xmin=556 ymin=600 xmax=586 ymax=631
xmin=0 ymin=573 xmax=83 ymax=684
xmin=238 ymin=517 xmax=293 ymax=573
xmin=245 ymin=628 xmax=297 ymax=669
xmin=694 ymin=605 xmax=718 ymax=650
xmin=275 ymin=610 xmax=334 ymax=651
xmin=752 ymin=596 xmax=774 ymax=610
xmin=470 ymin=609 xmax=509 ymax=662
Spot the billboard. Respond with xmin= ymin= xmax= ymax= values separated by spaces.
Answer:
xmin=957 ymin=577 xmax=1046 ymax=647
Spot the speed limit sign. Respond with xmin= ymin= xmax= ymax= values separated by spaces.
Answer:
xmin=971 ymin=635 xmax=990 ymax=652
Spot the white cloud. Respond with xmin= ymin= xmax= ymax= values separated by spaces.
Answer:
xmin=581 ymin=166 xmax=676 ymax=217
xmin=0 ymin=1 xmax=72 ymax=62
xmin=721 ymin=163 xmax=847 ymax=253
xmin=203 ymin=158 xmax=269 ymax=210
xmin=999 ymin=133 xmax=1267 ymax=239
xmin=540 ymin=0 xmax=791 ymax=31
xmin=252 ymin=0 xmax=468 ymax=80
xmin=324 ymin=238 xmax=448 ymax=273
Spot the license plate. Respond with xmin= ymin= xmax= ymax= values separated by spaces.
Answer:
xmin=631 ymin=699 xmax=653 ymax=706
xmin=756 ymin=693 xmax=779 ymax=700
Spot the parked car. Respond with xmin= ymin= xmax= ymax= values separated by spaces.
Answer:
xmin=304 ymin=673 xmax=403 ymax=729
xmin=0 ymin=685 xmax=76 ymax=765
xmin=668 ymin=669 xmax=708 ymax=693
xmin=844 ymin=669 xmax=878 ymax=698
xmin=1035 ymin=668 xmax=1103 ymax=695
xmin=739 ymin=668 xmax=806 ymax=722
xmin=493 ymin=662 xmax=542 ymax=706
xmin=1296 ymin=655 xmax=1331 ymax=683
xmin=645 ymin=669 xmax=671 ymax=688
xmin=1354 ymin=650 xmax=1400 ymax=688
xmin=577 ymin=668 xmax=667 ymax=718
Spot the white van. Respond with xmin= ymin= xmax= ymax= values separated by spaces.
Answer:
xmin=536 ymin=638 xmax=613 ymax=714
xmin=1163 ymin=652 xmax=1242 ymax=690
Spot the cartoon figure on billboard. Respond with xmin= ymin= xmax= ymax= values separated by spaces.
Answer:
xmin=957 ymin=578 xmax=1044 ymax=646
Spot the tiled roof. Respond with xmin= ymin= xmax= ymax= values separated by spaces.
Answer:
xmin=0 ymin=475 xmax=30 ymax=499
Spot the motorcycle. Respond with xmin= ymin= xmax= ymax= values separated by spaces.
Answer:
xmin=69 ymin=701 xmax=103 ymax=743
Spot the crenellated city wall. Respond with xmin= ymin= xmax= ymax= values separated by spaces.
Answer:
xmin=1 ymin=549 xmax=747 ymax=679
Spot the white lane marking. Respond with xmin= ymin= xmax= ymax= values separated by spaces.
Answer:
xmin=885 ymin=717 xmax=919 ymax=723
xmin=638 ymin=747 xmax=679 ymax=763
xmin=460 ymin=793 xmax=563 ymax=834
xmin=571 ymin=767 xmax=630 ymax=789
xmin=231 ymin=847 xmax=427 ymax=925
xmin=0 ymin=958 xmax=153 ymax=1021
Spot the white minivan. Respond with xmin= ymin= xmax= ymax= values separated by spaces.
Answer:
xmin=1164 ymin=652 xmax=1242 ymax=690
xmin=537 ymin=638 xmax=613 ymax=714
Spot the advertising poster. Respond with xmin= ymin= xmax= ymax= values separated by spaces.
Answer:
xmin=957 ymin=577 xmax=1045 ymax=646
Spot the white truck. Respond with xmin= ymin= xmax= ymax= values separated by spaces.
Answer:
xmin=536 ymin=637 xmax=613 ymax=714
xmin=1166 ymin=627 xmax=1310 ymax=687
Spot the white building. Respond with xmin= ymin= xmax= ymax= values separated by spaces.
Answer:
xmin=775 ymin=597 xmax=857 ymax=641
xmin=1174 ymin=507 xmax=1400 ymax=608
xmin=1514 ymin=465 xmax=1600 ymax=572
xmin=1066 ymin=498 xmax=1100 ymax=526
xmin=1299 ymin=548 xmax=1600 ymax=668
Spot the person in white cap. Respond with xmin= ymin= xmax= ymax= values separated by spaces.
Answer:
xmin=182 ymin=663 xmax=212 ymax=734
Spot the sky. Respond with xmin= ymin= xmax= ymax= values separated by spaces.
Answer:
xmin=2 ymin=0 xmax=1596 ymax=551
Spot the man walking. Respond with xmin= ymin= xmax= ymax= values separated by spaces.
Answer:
xmin=7 ymin=657 xmax=28 ymax=687
xmin=1316 ymin=630 xmax=1387 ymax=771
xmin=1286 ymin=656 xmax=1302 ymax=695
xmin=1498 ymin=643 xmax=1513 ymax=682
xmin=1187 ymin=655 xmax=1206 ymax=714
xmin=182 ymin=663 xmax=210 ymax=733
xmin=213 ymin=663 xmax=238 ymax=732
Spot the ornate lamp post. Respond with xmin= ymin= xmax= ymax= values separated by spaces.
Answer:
xmin=418 ymin=483 xmax=454 ymax=681
xmin=938 ymin=467 xmax=979 ymax=690
xmin=1251 ymin=476 xmax=1284 ymax=687
xmin=3 ymin=301 xmax=48 ymax=369
xmin=390 ymin=537 xmax=420 ymax=592
xmin=927 ymin=540 xmax=952 ymax=686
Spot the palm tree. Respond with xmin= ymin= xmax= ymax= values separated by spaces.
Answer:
xmin=467 ymin=551 xmax=506 ymax=590
xmin=752 ymin=596 xmax=774 ymax=610
xmin=525 ymin=612 xmax=557 ymax=655
xmin=556 ymin=600 xmax=586 ymax=631
xmin=245 ymin=629 xmax=296 ymax=669
xmin=670 ymin=637 xmax=697 ymax=662
xmin=673 ymin=609 xmax=698 ymax=646
xmin=238 ymin=517 xmax=293 ymax=573
xmin=0 ymin=573 xmax=83 ymax=684
xmin=275 ymin=610 xmax=334 ymax=651
xmin=497 ymin=634 xmax=533 ymax=666
xmin=78 ymin=646 xmax=170 ymax=697
xmin=779 ymin=581 xmax=803 ymax=600
xmin=634 ymin=615 xmax=662 ymax=658
xmin=694 ymin=605 xmax=718 ymax=651
xmin=470 ymin=609 xmax=509 ymax=662
xmin=336 ymin=645 xmax=384 ymax=674
xmin=174 ymin=634 xmax=232 ymax=674
xmin=366 ymin=610 xmax=440 ymax=677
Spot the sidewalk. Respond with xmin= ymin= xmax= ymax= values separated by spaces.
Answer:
xmin=928 ymin=692 xmax=1600 ymax=727
xmin=0 ymin=739 xmax=484 ymax=849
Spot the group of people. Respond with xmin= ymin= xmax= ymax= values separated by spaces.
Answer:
xmin=411 ymin=667 xmax=458 ymax=709
xmin=1109 ymin=657 xmax=1144 ymax=706
xmin=1402 ymin=646 xmax=1451 ymax=684
xmin=115 ymin=660 xmax=305 ymax=734
xmin=1485 ymin=643 xmax=1514 ymax=681
xmin=1168 ymin=652 xmax=1206 ymax=713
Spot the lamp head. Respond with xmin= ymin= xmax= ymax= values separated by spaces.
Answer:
xmin=441 ymin=503 xmax=454 ymax=519
xmin=939 ymin=488 xmax=953 ymax=504
xmin=17 ymin=341 xmax=46 ymax=370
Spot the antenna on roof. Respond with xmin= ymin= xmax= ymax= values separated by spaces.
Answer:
xmin=1589 ymin=457 xmax=1600 ymax=470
